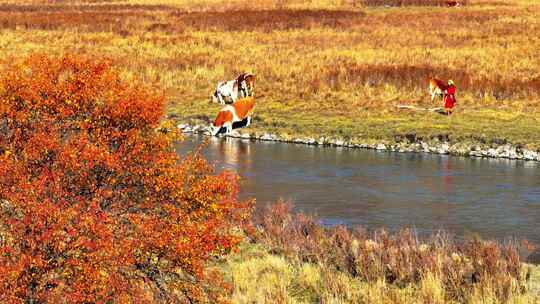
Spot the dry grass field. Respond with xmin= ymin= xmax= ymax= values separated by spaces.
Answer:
xmin=0 ymin=0 xmax=539 ymax=148
xmin=1 ymin=1 xmax=540 ymax=302
xmin=222 ymin=242 xmax=540 ymax=304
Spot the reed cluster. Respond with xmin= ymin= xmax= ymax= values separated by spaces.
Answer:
xmin=221 ymin=202 xmax=539 ymax=303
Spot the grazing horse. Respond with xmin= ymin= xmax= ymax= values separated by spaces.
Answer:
xmin=212 ymin=97 xmax=255 ymax=135
xmin=429 ymin=78 xmax=450 ymax=102
xmin=445 ymin=1 xmax=461 ymax=7
xmin=237 ymin=73 xmax=255 ymax=98
xmin=211 ymin=73 xmax=255 ymax=105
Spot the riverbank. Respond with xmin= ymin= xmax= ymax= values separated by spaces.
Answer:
xmin=215 ymin=203 xmax=540 ymax=303
xmin=220 ymin=242 xmax=540 ymax=304
xmin=175 ymin=122 xmax=540 ymax=162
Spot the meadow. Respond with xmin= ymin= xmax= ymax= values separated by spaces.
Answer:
xmin=0 ymin=0 xmax=539 ymax=148
xmin=1 ymin=1 xmax=540 ymax=302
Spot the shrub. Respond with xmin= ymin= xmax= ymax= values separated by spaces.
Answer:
xmin=0 ymin=54 xmax=252 ymax=303
xmin=252 ymin=201 xmax=528 ymax=303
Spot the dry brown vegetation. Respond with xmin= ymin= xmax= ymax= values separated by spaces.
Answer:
xmin=220 ymin=202 xmax=539 ymax=303
xmin=0 ymin=1 xmax=537 ymax=143
xmin=0 ymin=0 xmax=527 ymax=148
xmin=1 ymin=1 xmax=540 ymax=302
xmin=362 ymin=0 xmax=468 ymax=6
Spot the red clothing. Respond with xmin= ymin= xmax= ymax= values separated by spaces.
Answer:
xmin=444 ymin=85 xmax=456 ymax=109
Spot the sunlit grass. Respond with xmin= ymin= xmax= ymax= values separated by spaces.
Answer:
xmin=214 ymin=204 xmax=540 ymax=304
xmin=2 ymin=1 xmax=539 ymax=301
xmin=0 ymin=0 xmax=539 ymax=148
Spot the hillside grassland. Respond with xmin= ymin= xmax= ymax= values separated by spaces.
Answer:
xmin=0 ymin=0 xmax=539 ymax=148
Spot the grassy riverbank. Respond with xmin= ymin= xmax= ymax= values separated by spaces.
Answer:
xmin=0 ymin=0 xmax=539 ymax=149
xmin=215 ymin=203 xmax=540 ymax=304
xmin=222 ymin=243 xmax=540 ymax=303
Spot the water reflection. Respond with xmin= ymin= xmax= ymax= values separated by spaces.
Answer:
xmin=211 ymin=137 xmax=252 ymax=171
xmin=442 ymin=157 xmax=454 ymax=194
xmin=177 ymin=135 xmax=540 ymax=244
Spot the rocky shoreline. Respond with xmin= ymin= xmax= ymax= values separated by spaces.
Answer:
xmin=176 ymin=123 xmax=540 ymax=162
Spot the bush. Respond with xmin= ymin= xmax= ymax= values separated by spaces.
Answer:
xmin=0 ymin=54 xmax=251 ymax=303
xmin=252 ymin=202 xmax=528 ymax=303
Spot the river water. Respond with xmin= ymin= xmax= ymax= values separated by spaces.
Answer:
xmin=176 ymin=135 xmax=540 ymax=244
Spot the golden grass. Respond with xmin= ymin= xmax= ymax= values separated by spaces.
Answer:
xmin=0 ymin=0 xmax=539 ymax=148
xmin=211 ymin=202 xmax=540 ymax=303
xmin=234 ymin=202 xmax=540 ymax=304
xmin=220 ymin=239 xmax=540 ymax=304
xmin=2 ymin=2 xmax=539 ymax=302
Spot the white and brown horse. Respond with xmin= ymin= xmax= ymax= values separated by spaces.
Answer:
xmin=212 ymin=97 xmax=254 ymax=135
xmin=238 ymin=72 xmax=255 ymax=98
xmin=211 ymin=73 xmax=255 ymax=105
xmin=445 ymin=1 xmax=461 ymax=7
xmin=429 ymin=78 xmax=450 ymax=102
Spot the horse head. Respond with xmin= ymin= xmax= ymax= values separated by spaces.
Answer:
xmin=240 ymin=73 xmax=255 ymax=97
xmin=235 ymin=73 xmax=255 ymax=97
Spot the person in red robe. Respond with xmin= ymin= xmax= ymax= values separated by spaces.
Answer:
xmin=444 ymin=80 xmax=456 ymax=115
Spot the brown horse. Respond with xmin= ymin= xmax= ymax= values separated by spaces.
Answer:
xmin=212 ymin=97 xmax=255 ymax=135
xmin=429 ymin=78 xmax=450 ymax=102
xmin=445 ymin=1 xmax=461 ymax=7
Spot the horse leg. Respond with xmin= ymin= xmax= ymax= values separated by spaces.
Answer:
xmin=211 ymin=125 xmax=221 ymax=136
xmin=224 ymin=122 xmax=233 ymax=134
xmin=217 ymin=93 xmax=225 ymax=105
xmin=430 ymin=90 xmax=436 ymax=102
xmin=246 ymin=116 xmax=251 ymax=127
xmin=241 ymin=81 xmax=248 ymax=98
xmin=231 ymin=84 xmax=239 ymax=102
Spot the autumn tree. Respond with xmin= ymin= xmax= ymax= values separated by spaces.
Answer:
xmin=0 ymin=54 xmax=251 ymax=303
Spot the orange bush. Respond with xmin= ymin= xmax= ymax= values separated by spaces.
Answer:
xmin=0 ymin=54 xmax=251 ymax=303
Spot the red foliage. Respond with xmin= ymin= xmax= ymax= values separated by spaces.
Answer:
xmin=0 ymin=54 xmax=251 ymax=303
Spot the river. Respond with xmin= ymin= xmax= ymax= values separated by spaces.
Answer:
xmin=176 ymin=135 xmax=540 ymax=244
